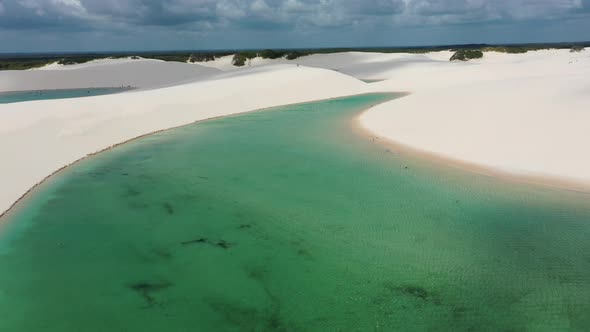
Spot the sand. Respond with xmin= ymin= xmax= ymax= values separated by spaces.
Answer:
xmin=1 ymin=59 xmax=221 ymax=91
xmin=192 ymin=51 xmax=456 ymax=80
xmin=0 ymin=64 xmax=368 ymax=215
xmin=359 ymin=49 xmax=590 ymax=189
xmin=1 ymin=48 xmax=590 ymax=215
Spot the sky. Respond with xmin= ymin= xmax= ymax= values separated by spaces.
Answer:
xmin=0 ymin=0 xmax=589 ymax=52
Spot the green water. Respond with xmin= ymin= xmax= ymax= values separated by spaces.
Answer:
xmin=1 ymin=94 xmax=590 ymax=331
xmin=0 ymin=88 xmax=131 ymax=104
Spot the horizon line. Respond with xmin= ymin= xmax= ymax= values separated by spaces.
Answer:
xmin=1 ymin=40 xmax=589 ymax=56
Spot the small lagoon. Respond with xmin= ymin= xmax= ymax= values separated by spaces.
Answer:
xmin=0 ymin=87 xmax=131 ymax=104
xmin=1 ymin=94 xmax=590 ymax=331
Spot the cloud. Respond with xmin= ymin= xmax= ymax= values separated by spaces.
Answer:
xmin=403 ymin=0 xmax=583 ymax=21
xmin=54 ymin=0 xmax=87 ymax=14
xmin=216 ymin=0 xmax=246 ymax=19
xmin=79 ymin=0 xmax=218 ymax=27
xmin=346 ymin=0 xmax=406 ymax=16
xmin=0 ymin=0 xmax=94 ymax=29
xmin=0 ymin=0 xmax=586 ymax=31
xmin=0 ymin=0 xmax=588 ymax=53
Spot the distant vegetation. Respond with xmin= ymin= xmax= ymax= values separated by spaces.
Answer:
xmin=188 ymin=53 xmax=216 ymax=62
xmin=450 ymin=50 xmax=484 ymax=61
xmin=232 ymin=51 xmax=258 ymax=66
xmin=256 ymin=49 xmax=308 ymax=60
xmin=0 ymin=58 xmax=54 ymax=70
xmin=231 ymin=49 xmax=310 ymax=66
xmin=481 ymin=46 xmax=528 ymax=54
xmin=233 ymin=49 xmax=308 ymax=66
xmin=570 ymin=46 xmax=585 ymax=52
xmin=285 ymin=51 xmax=306 ymax=60
xmin=57 ymin=56 xmax=98 ymax=65
xmin=259 ymin=49 xmax=286 ymax=59
xmin=1 ymin=42 xmax=589 ymax=70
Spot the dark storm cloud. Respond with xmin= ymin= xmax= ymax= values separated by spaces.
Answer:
xmin=81 ymin=0 xmax=218 ymax=26
xmin=0 ymin=0 xmax=90 ymax=29
xmin=0 ymin=0 xmax=585 ymax=29
xmin=0 ymin=0 xmax=587 ymax=52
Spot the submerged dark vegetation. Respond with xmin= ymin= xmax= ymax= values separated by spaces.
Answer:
xmin=1 ymin=42 xmax=588 ymax=70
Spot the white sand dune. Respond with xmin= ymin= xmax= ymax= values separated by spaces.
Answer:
xmin=193 ymin=51 xmax=455 ymax=81
xmin=1 ymin=48 xmax=590 ymax=215
xmin=0 ymin=64 xmax=369 ymax=215
xmin=32 ymin=57 xmax=153 ymax=71
xmin=360 ymin=48 xmax=590 ymax=189
xmin=0 ymin=60 xmax=221 ymax=92
xmin=274 ymin=52 xmax=455 ymax=81
xmin=193 ymin=55 xmax=238 ymax=71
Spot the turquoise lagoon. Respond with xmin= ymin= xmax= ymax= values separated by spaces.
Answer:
xmin=1 ymin=94 xmax=590 ymax=331
xmin=0 ymin=88 xmax=131 ymax=104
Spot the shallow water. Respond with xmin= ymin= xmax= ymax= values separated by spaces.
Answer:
xmin=0 ymin=88 xmax=131 ymax=104
xmin=1 ymin=94 xmax=590 ymax=331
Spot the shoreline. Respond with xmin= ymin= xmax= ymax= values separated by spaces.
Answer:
xmin=0 ymin=64 xmax=371 ymax=218
xmin=355 ymin=107 xmax=590 ymax=197
xmin=5 ymin=90 xmax=589 ymax=233
xmin=0 ymin=92 xmax=396 ymax=226
xmin=357 ymin=49 xmax=590 ymax=194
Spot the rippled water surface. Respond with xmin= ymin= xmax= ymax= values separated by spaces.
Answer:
xmin=1 ymin=94 xmax=590 ymax=331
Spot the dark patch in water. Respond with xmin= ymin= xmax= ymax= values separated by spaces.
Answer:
xmin=207 ymin=300 xmax=261 ymax=330
xmin=373 ymin=282 xmax=443 ymax=312
xmin=163 ymin=202 xmax=174 ymax=215
xmin=452 ymin=306 xmax=468 ymax=319
xmin=397 ymin=285 xmax=430 ymax=301
xmin=238 ymin=224 xmax=252 ymax=230
xmin=216 ymin=240 xmax=233 ymax=249
xmin=181 ymin=238 xmax=208 ymax=246
xmin=296 ymin=248 xmax=313 ymax=259
xmin=128 ymin=281 xmax=172 ymax=307
xmin=124 ymin=187 xmax=141 ymax=197
xmin=198 ymin=176 xmax=209 ymax=180
xmin=288 ymin=239 xmax=313 ymax=260
xmin=246 ymin=265 xmax=267 ymax=281
xmin=267 ymin=312 xmax=285 ymax=331
xmin=179 ymin=238 xmax=235 ymax=249
xmin=392 ymin=284 xmax=443 ymax=306
xmin=152 ymin=248 xmax=173 ymax=260
xmin=244 ymin=266 xmax=290 ymax=331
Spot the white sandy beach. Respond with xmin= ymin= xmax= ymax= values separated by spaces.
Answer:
xmin=1 ymin=48 xmax=589 ymax=215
